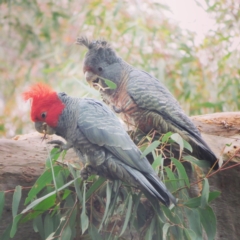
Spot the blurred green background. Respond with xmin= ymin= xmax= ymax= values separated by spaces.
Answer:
xmin=0 ymin=0 xmax=239 ymax=138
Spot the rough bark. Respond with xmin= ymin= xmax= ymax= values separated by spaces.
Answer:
xmin=0 ymin=112 xmax=240 ymax=240
xmin=0 ymin=133 xmax=78 ymax=240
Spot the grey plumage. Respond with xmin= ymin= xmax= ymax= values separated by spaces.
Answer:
xmin=34 ymin=92 xmax=176 ymax=206
xmin=77 ymin=37 xmax=219 ymax=170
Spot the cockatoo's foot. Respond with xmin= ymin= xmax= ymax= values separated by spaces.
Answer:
xmin=47 ymin=140 xmax=72 ymax=153
xmin=80 ymin=163 xmax=98 ymax=180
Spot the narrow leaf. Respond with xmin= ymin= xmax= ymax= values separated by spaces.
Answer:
xmin=120 ymin=195 xmax=133 ymax=236
xmin=99 ymin=181 xmax=112 ymax=231
xmin=89 ymin=224 xmax=103 ymax=240
xmin=208 ymin=191 xmax=221 ymax=202
xmin=25 ymin=165 xmax=62 ymax=205
xmin=62 ymin=225 xmax=72 ymax=240
xmin=141 ymin=140 xmax=161 ymax=158
xmin=183 ymin=228 xmax=196 ymax=240
xmin=33 ymin=215 xmax=44 ymax=239
xmin=1 ymin=223 xmax=12 ymax=240
xmin=0 ymin=192 xmax=5 ymax=220
xmin=183 ymin=155 xmax=210 ymax=168
xmin=44 ymin=214 xmax=54 ymax=239
xmin=46 ymin=232 xmax=55 ymax=240
xmin=74 ymin=178 xmax=83 ymax=202
xmin=170 ymin=133 xmax=184 ymax=151
xmin=184 ymin=191 xmax=221 ymax=208
xmin=161 ymin=205 xmax=181 ymax=225
xmin=22 ymin=179 xmax=76 ymax=214
xmin=183 ymin=139 xmax=193 ymax=152
xmin=100 ymin=77 xmax=117 ymax=89
xmin=86 ymin=176 xmax=106 ymax=200
xmin=198 ymin=206 xmax=216 ymax=240
xmin=45 ymin=148 xmax=61 ymax=168
xmin=145 ymin=214 xmax=156 ymax=239
xmin=162 ymin=132 xmax=173 ymax=143
xmin=185 ymin=208 xmax=202 ymax=240
xmin=162 ymin=222 xmax=171 ymax=240
xmin=12 ymin=186 xmax=22 ymax=218
xmin=35 ymin=194 xmax=56 ymax=212
xmin=10 ymin=214 xmax=22 ymax=238
xmin=152 ymin=155 xmax=162 ymax=171
xmin=80 ymin=182 xmax=89 ymax=234
xmin=164 ymin=167 xmax=177 ymax=191
xmin=201 ymin=178 xmax=209 ymax=208
xmin=170 ymin=157 xmax=190 ymax=187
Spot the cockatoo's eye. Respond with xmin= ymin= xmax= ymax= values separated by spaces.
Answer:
xmin=98 ymin=67 xmax=102 ymax=71
xmin=41 ymin=112 xmax=47 ymax=119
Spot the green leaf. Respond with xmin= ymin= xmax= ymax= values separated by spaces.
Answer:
xmin=170 ymin=157 xmax=190 ymax=187
xmin=201 ymin=178 xmax=209 ymax=208
xmin=185 ymin=208 xmax=202 ymax=240
xmin=100 ymin=77 xmax=117 ymax=89
xmin=141 ymin=140 xmax=161 ymax=158
xmin=62 ymin=225 xmax=72 ymax=240
xmin=162 ymin=222 xmax=171 ymax=240
xmin=62 ymin=189 xmax=71 ymax=201
xmin=99 ymin=181 xmax=112 ymax=231
xmin=46 ymin=232 xmax=55 ymax=240
xmin=170 ymin=133 xmax=184 ymax=151
xmin=183 ymin=155 xmax=211 ymax=168
xmin=25 ymin=165 xmax=62 ymax=205
xmin=86 ymin=176 xmax=106 ymax=200
xmin=0 ymin=192 xmax=5 ymax=220
xmin=164 ymin=167 xmax=177 ymax=191
xmin=161 ymin=205 xmax=181 ymax=225
xmin=34 ymin=194 xmax=56 ymax=212
xmin=46 ymin=148 xmax=61 ymax=168
xmin=198 ymin=206 xmax=216 ymax=240
xmin=12 ymin=186 xmax=22 ymax=218
xmin=120 ymin=194 xmax=133 ymax=236
xmin=22 ymin=179 xmax=76 ymax=214
xmin=0 ymin=223 xmax=12 ymax=240
xmin=145 ymin=214 xmax=156 ymax=239
xmin=208 ymin=191 xmax=221 ymax=202
xmin=183 ymin=228 xmax=196 ymax=240
xmin=152 ymin=155 xmax=162 ymax=171
xmin=89 ymin=224 xmax=103 ymax=240
xmin=21 ymin=211 xmax=40 ymax=224
xmin=80 ymin=182 xmax=89 ymax=234
xmin=44 ymin=214 xmax=54 ymax=239
xmin=162 ymin=132 xmax=173 ymax=143
xmin=183 ymin=139 xmax=193 ymax=152
xmin=33 ymin=215 xmax=44 ymax=239
xmin=10 ymin=214 xmax=22 ymax=238
xmin=184 ymin=191 xmax=221 ymax=208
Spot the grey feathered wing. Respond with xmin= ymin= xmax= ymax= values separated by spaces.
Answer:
xmin=127 ymin=71 xmax=218 ymax=169
xmin=78 ymin=98 xmax=176 ymax=206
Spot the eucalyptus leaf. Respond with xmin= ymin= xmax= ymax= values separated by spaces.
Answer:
xmin=25 ymin=165 xmax=62 ymax=205
xmin=22 ymin=179 xmax=76 ymax=214
xmin=0 ymin=192 xmax=5 ymax=220
xmin=120 ymin=195 xmax=133 ymax=236
xmin=198 ymin=206 xmax=216 ymax=240
xmin=170 ymin=157 xmax=190 ymax=187
xmin=170 ymin=133 xmax=184 ymax=151
xmin=141 ymin=140 xmax=161 ymax=158
xmin=80 ymin=182 xmax=89 ymax=234
xmin=12 ymin=186 xmax=22 ymax=218
xmin=201 ymin=178 xmax=209 ymax=208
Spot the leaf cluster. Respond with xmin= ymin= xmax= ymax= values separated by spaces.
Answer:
xmin=0 ymin=133 xmax=220 ymax=240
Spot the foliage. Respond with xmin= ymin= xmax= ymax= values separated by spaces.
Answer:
xmin=0 ymin=133 xmax=220 ymax=240
xmin=0 ymin=0 xmax=239 ymax=137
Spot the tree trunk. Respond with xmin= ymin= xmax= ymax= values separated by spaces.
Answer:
xmin=0 ymin=112 xmax=239 ymax=240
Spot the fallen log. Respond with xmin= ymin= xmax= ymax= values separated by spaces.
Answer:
xmin=0 ymin=112 xmax=239 ymax=240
